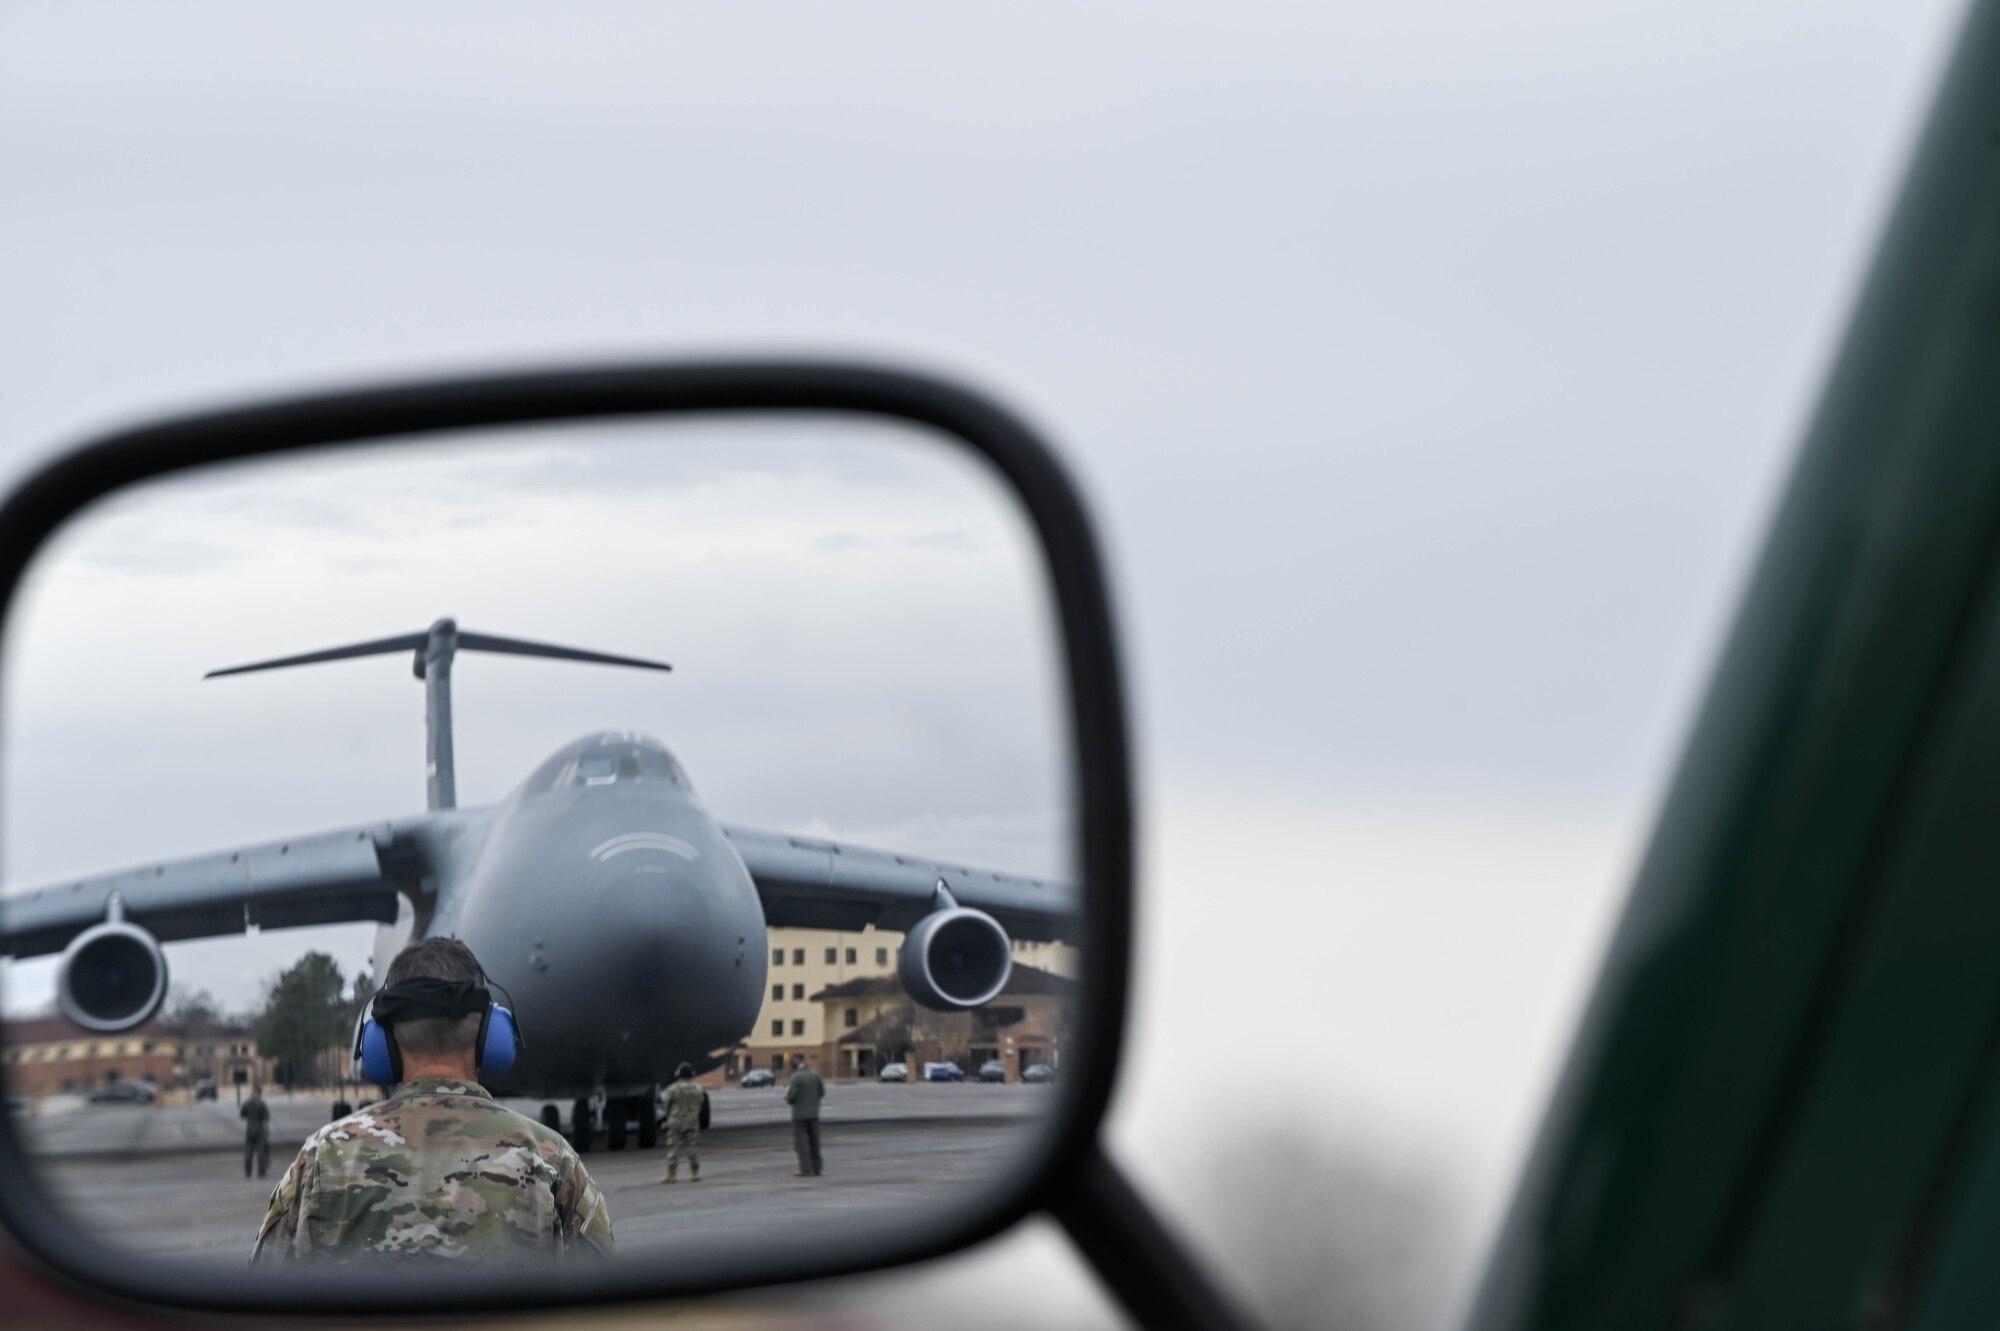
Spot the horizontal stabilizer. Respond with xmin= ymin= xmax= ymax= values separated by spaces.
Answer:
xmin=205 ymin=633 xmax=428 ymax=678
xmin=203 ymin=618 xmax=672 ymax=811
xmin=206 ymin=624 xmax=671 ymax=679
xmin=453 ymin=632 xmax=673 ymax=673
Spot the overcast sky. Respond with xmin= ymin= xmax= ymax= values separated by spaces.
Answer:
xmin=0 ymin=3 xmax=1972 ymax=1326
xmin=2 ymin=419 xmax=1068 ymax=1012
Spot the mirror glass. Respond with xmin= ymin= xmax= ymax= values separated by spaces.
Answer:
xmin=0 ymin=413 xmax=1078 ymax=1277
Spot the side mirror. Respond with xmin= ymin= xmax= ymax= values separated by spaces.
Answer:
xmin=0 ymin=362 xmax=1251 ymax=1326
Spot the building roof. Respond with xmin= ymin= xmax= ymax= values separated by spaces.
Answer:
xmin=837 ymin=1012 xmax=898 ymax=1046
xmin=810 ymin=964 xmax=1077 ymax=1004
xmin=837 ymin=1003 xmax=1063 ymax=1046
xmin=2 ymin=1015 xmax=252 ymax=1046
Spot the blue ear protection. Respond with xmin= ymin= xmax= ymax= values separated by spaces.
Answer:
xmin=353 ymin=977 xmax=522 ymax=1085
xmin=481 ymin=1005 xmax=520 ymax=1075
xmin=359 ymin=1015 xmax=398 ymax=1085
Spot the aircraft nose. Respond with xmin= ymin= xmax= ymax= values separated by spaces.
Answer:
xmin=588 ymin=862 xmax=714 ymax=1010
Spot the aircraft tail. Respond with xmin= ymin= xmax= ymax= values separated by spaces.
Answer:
xmin=206 ymin=618 xmax=671 ymax=810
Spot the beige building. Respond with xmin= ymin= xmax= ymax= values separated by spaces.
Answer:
xmin=732 ymin=926 xmax=1078 ymax=1077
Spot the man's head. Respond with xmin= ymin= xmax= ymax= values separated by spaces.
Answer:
xmin=382 ymin=938 xmax=487 ymax=1066
xmin=675 ymin=1062 xmax=694 ymax=1081
xmin=791 ymin=1054 xmax=806 ymax=1070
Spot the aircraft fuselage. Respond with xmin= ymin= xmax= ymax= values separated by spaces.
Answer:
xmin=385 ymin=734 xmax=771 ymax=1100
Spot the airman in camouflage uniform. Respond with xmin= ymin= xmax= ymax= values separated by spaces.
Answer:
xmin=658 ymin=1062 xmax=704 ymax=1184
xmin=251 ymin=1076 xmax=613 ymax=1264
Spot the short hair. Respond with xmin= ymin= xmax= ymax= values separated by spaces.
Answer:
xmin=384 ymin=938 xmax=487 ymax=1061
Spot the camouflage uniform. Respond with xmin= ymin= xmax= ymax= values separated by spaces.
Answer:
xmin=250 ymin=1077 xmax=613 ymax=1265
xmin=661 ymin=1076 xmax=704 ymax=1181
xmin=240 ymin=1093 xmax=271 ymax=1179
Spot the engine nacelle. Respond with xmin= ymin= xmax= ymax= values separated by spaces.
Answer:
xmin=898 ymin=904 xmax=1013 ymax=1011
xmin=57 ymin=918 xmax=169 ymax=1033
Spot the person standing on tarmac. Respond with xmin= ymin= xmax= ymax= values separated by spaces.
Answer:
xmin=785 ymin=1053 xmax=826 ymax=1177
xmin=240 ymin=1082 xmax=271 ymax=1179
xmin=251 ymin=937 xmax=613 ymax=1264
xmin=658 ymin=1062 xmax=706 ymax=1184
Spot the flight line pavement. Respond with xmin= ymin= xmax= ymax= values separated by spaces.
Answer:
xmin=20 ymin=1083 xmax=1048 ymax=1264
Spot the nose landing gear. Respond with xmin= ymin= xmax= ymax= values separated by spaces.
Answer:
xmin=540 ymin=1089 xmax=663 ymax=1152
xmin=637 ymin=1088 xmax=659 ymax=1150
xmin=607 ymin=1100 xmax=627 ymax=1151
xmin=595 ymin=1089 xmax=661 ymax=1151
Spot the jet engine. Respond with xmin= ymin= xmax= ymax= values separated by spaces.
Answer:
xmin=57 ymin=906 xmax=168 ymax=1033
xmin=898 ymin=892 xmax=1013 ymax=1011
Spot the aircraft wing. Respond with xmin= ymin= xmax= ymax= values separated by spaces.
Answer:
xmin=0 ymin=814 xmax=468 ymax=960
xmin=721 ymin=824 xmax=1078 ymax=943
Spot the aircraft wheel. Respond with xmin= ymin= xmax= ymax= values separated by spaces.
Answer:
xmin=607 ymin=1099 xmax=628 ymax=1151
xmin=570 ymin=1097 xmax=593 ymax=1153
xmin=637 ymin=1090 xmax=659 ymax=1150
xmin=539 ymin=1104 xmax=561 ymax=1133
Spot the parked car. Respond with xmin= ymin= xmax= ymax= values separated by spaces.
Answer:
xmin=922 ymin=1061 xmax=965 ymax=1083
xmin=1020 ymin=1063 xmax=1056 ymax=1084
xmin=877 ymin=1062 xmax=908 ymax=1083
xmin=86 ymin=1080 xmax=155 ymax=1105
xmin=739 ymin=1069 xmax=776 ymax=1088
xmin=194 ymin=1079 xmax=218 ymax=1101
xmin=977 ymin=1060 xmax=1007 ymax=1083
xmin=3 ymin=1094 xmax=26 ymax=1113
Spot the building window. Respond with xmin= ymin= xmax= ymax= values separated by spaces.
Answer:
xmin=792 ymin=984 xmax=804 ymax=1001
xmin=845 ymin=948 xmax=856 ymax=964
xmin=876 ymin=948 xmax=888 ymax=965
xmin=792 ymin=948 xmax=804 ymax=965
xmin=772 ymin=948 xmax=784 ymax=966
xmin=845 ymin=1008 xmax=858 ymax=1029
xmin=772 ymin=985 xmax=783 ymax=1002
xmin=771 ymin=1054 xmax=784 ymax=1071
xmin=824 ymin=947 xmax=837 ymax=964
xmin=791 ymin=1020 xmax=805 ymax=1036
xmin=771 ymin=1020 xmax=783 ymax=1037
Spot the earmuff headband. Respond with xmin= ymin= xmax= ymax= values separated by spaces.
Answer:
xmin=368 ymin=978 xmax=492 ymax=1025
xmin=353 ymin=975 xmax=524 ymax=1085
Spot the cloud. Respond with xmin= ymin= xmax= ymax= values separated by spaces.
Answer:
xmin=0 ymin=425 xmax=1067 ymax=1015
xmin=905 ymin=528 xmax=984 ymax=552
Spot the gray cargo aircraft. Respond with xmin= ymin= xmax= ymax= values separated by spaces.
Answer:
xmin=0 ymin=619 xmax=1075 ymax=1149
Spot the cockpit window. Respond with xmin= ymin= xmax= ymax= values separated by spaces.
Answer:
xmin=546 ymin=745 xmax=690 ymax=792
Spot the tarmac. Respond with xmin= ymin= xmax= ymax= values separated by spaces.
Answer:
xmin=14 ymin=1083 xmax=1049 ymax=1267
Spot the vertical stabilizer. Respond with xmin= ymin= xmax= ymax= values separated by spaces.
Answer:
xmin=418 ymin=619 xmax=460 ymax=810
xmin=206 ymin=620 xmax=672 ymax=810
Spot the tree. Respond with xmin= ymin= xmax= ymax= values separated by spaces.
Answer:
xmin=871 ymin=999 xmax=917 ymax=1067
xmin=160 ymin=986 xmax=226 ymax=1081
xmin=347 ymin=968 xmax=376 ymax=1025
xmin=254 ymin=953 xmax=350 ymax=1089
xmin=161 ymin=986 xmax=222 ymax=1037
xmin=869 ymin=999 xmax=974 ymax=1070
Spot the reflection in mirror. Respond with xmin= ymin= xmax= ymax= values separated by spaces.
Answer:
xmin=0 ymin=415 xmax=1078 ymax=1274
